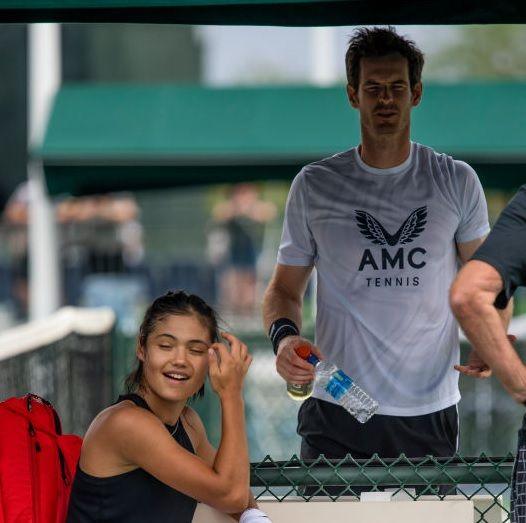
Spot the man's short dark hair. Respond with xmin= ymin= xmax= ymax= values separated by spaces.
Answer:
xmin=345 ymin=26 xmax=424 ymax=90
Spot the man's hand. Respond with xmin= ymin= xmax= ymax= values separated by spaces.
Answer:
xmin=454 ymin=349 xmax=491 ymax=378
xmin=275 ymin=335 xmax=323 ymax=384
xmin=455 ymin=335 xmax=517 ymax=379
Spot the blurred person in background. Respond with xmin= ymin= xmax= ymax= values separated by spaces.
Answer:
xmin=2 ymin=183 xmax=30 ymax=321
xmin=57 ymin=193 xmax=145 ymax=275
xmin=209 ymin=183 xmax=276 ymax=316
xmin=450 ymin=185 xmax=526 ymax=523
xmin=262 ymin=26 xmax=505 ymax=466
xmin=58 ymin=193 xmax=149 ymax=332
xmin=67 ymin=290 xmax=271 ymax=523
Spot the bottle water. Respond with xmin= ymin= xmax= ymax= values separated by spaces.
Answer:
xmin=289 ymin=346 xmax=379 ymax=423
xmin=286 ymin=347 xmax=318 ymax=401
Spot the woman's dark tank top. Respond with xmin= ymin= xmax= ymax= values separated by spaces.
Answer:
xmin=66 ymin=394 xmax=197 ymax=522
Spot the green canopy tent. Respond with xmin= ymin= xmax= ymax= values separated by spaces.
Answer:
xmin=1 ymin=0 xmax=526 ymax=25
xmin=39 ymin=83 xmax=526 ymax=196
xmin=4 ymin=0 xmax=525 ymax=198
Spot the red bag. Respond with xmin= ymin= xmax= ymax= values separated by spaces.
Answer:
xmin=0 ymin=394 xmax=82 ymax=523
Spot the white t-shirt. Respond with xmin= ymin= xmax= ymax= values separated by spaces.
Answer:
xmin=278 ymin=142 xmax=490 ymax=416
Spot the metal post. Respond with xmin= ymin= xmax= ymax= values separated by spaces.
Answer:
xmin=310 ymin=27 xmax=338 ymax=86
xmin=28 ymin=24 xmax=61 ymax=320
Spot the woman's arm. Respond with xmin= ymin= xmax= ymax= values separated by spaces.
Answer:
xmin=185 ymin=407 xmax=259 ymax=519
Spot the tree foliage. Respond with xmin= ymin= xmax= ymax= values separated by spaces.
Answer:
xmin=428 ymin=25 xmax=526 ymax=80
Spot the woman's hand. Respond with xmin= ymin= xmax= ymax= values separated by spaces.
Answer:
xmin=208 ymin=332 xmax=252 ymax=398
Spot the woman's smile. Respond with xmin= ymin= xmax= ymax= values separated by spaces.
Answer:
xmin=163 ymin=370 xmax=192 ymax=385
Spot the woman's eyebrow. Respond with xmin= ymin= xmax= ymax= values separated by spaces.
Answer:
xmin=155 ymin=333 xmax=177 ymax=341
xmin=187 ymin=339 xmax=209 ymax=346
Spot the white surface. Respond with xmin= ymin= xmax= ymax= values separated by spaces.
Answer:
xmin=360 ymin=491 xmax=393 ymax=502
xmin=193 ymin=498 xmax=474 ymax=523
xmin=0 ymin=306 xmax=116 ymax=361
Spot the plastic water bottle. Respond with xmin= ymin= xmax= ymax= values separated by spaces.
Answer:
xmin=290 ymin=345 xmax=379 ymax=423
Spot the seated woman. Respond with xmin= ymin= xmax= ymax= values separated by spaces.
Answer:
xmin=67 ymin=290 xmax=269 ymax=522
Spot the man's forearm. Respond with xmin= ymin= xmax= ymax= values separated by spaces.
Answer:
xmin=262 ymin=284 xmax=303 ymax=332
xmin=455 ymin=299 xmax=526 ymax=401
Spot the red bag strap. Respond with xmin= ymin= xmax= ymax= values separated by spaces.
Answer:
xmin=25 ymin=394 xmax=63 ymax=435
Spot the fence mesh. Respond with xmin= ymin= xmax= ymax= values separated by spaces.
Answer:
xmin=251 ymin=454 xmax=514 ymax=522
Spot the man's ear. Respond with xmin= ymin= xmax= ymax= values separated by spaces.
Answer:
xmin=347 ymin=84 xmax=360 ymax=109
xmin=412 ymin=82 xmax=423 ymax=107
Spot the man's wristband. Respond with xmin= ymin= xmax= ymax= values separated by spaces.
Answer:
xmin=269 ymin=317 xmax=299 ymax=355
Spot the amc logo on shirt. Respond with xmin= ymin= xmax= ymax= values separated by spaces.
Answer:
xmin=355 ymin=206 xmax=428 ymax=272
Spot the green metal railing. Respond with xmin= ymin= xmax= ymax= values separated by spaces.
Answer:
xmin=251 ymin=454 xmax=515 ymax=522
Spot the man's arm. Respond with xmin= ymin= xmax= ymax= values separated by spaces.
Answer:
xmin=456 ymin=237 xmax=485 ymax=265
xmin=262 ymin=263 xmax=322 ymax=384
xmin=456 ymin=238 xmax=514 ymax=378
xmin=458 ymin=237 xmax=513 ymax=329
xmin=262 ymin=263 xmax=312 ymax=332
xmin=450 ymin=260 xmax=526 ymax=403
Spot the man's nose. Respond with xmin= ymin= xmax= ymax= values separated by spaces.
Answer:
xmin=379 ymin=86 xmax=393 ymax=104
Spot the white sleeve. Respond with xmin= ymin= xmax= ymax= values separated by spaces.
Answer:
xmin=277 ymin=169 xmax=317 ymax=266
xmin=453 ymin=161 xmax=490 ymax=244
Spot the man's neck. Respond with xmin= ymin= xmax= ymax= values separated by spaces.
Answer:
xmin=359 ymin=130 xmax=411 ymax=169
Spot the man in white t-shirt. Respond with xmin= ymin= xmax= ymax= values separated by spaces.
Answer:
xmin=263 ymin=27 xmax=509 ymax=464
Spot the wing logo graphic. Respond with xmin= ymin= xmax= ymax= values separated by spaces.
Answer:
xmin=355 ymin=206 xmax=427 ymax=247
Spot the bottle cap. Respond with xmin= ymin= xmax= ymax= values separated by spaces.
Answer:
xmin=295 ymin=345 xmax=312 ymax=360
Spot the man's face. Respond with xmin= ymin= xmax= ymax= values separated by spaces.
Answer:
xmin=347 ymin=53 xmax=422 ymax=137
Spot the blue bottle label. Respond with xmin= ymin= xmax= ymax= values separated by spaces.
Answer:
xmin=325 ymin=370 xmax=353 ymax=400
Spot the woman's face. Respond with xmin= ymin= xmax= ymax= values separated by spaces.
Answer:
xmin=138 ymin=313 xmax=211 ymax=402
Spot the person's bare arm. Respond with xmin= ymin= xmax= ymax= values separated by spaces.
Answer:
xmin=457 ymin=237 xmax=513 ymax=328
xmin=262 ymin=263 xmax=312 ymax=332
xmin=262 ymin=263 xmax=323 ymax=384
xmin=185 ymin=408 xmax=258 ymax=521
xmin=455 ymin=238 xmax=514 ymax=377
xmin=450 ymin=260 xmax=526 ymax=403
xmin=456 ymin=237 xmax=486 ymax=265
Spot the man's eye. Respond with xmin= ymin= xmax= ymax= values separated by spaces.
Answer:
xmin=160 ymin=344 xmax=172 ymax=349
xmin=190 ymin=348 xmax=205 ymax=355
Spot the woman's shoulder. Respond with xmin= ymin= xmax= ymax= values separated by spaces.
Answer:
xmin=80 ymin=401 xmax=169 ymax=476
xmin=85 ymin=400 xmax=165 ymax=443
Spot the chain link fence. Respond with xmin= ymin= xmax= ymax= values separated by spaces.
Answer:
xmin=251 ymin=454 xmax=514 ymax=522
